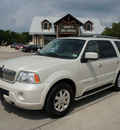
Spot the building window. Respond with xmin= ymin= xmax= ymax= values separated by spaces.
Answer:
xmin=44 ymin=36 xmax=55 ymax=45
xmin=42 ymin=19 xmax=50 ymax=30
xmin=44 ymin=22 xmax=48 ymax=29
xmin=84 ymin=21 xmax=93 ymax=31
xmin=86 ymin=23 xmax=91 ymax=31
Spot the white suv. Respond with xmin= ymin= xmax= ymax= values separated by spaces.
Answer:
xmin=0 ymin=37 xmax=120 ymax=117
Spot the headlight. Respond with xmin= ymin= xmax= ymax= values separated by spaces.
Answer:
xmin=17 ymin=71 xmax=40 ymax=83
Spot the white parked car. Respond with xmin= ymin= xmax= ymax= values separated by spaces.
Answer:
xmin=0 ymin=37 xmax=120 ymax=117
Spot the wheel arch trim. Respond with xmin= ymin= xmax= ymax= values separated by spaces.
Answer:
xmin=41 ymin=77 xmax=77 ymax=108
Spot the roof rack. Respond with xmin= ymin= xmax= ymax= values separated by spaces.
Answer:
xmin=93 ymin=35 xmax=119 ymax=39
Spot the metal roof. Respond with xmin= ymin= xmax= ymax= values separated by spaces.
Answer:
xmin=29 ymin=16 xmax=104 ymax=36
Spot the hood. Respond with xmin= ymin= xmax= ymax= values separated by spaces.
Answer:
xmin=0 ymin=55 xmax=66 ymax=72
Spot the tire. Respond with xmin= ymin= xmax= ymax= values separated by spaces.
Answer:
xmin=30 ymin=49 xmax=33 ymax=53
xmin=113 ymin=73 xmax=120 ymax=91
xmin=45 ymin=82 xmax=74 ymax=118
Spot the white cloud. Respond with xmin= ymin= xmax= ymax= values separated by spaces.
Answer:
xmin=101 ymin=15 xmax=120 ymax=27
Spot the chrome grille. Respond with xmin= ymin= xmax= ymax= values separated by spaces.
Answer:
xmin=0 ymin=68 xmax=16 ymax=82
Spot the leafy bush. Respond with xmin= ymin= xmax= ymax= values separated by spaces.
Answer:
xmin=102 ymin=22 xmax=120 ymax=39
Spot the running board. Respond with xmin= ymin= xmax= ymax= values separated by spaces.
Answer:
xmin=75 ymin=84 xmax=114 ymax=101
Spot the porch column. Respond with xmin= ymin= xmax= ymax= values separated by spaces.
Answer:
xmin=41 ymin=35 xmax=44 ymax=46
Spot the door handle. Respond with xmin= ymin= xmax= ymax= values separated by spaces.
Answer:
xmin=98 ymin=63 xmax=102 ymax=68
xmin=115 ymin=60 xmax=119 ymax=64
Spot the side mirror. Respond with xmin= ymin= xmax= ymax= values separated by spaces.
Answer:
xmin=85 ymin=52 xmax=98 ymax=60
xmin=81 ymin=52 xmax=98 ymax=63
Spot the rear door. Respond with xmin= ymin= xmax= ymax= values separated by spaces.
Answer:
xmin=114 ymin=41 xmax=120 ymax=53
xmin=98 ymin=40 xmax=119 ymax=83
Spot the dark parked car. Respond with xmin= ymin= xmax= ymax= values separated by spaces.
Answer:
xmin=11 ymin=43 xmax=17 ymax=48
xmin=23 ymin=44 xmax=42 ymax=52
xmin=15 ymin=43 xmax=24 ymax=50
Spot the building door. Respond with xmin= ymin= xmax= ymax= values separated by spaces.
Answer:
xmin=44 ymin=36 xmax=55 ymax=45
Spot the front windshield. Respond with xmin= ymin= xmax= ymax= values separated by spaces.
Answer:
xmin=39 ymin=39 xmax=85 ymax=59
xmin=25 ymin=45 xmax=30 ymax=47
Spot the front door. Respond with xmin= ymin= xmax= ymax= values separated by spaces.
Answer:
xmin=79 ymin=40 xmax=105 ymax=95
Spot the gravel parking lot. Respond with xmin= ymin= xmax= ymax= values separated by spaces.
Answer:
xmin=0 ymin=46 xmax=33 ymax=61
xmin=0 ymin=46 xmax=120 ymax=130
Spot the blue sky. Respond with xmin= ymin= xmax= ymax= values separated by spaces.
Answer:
xmin=0 ymin=0 xmax=120 ymax=32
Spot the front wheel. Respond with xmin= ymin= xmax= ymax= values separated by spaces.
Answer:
xmin=45 ymin=82 xmax=74 ymax=118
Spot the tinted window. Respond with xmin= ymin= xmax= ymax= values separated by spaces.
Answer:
xmin=32 ymin=45 xmax=37 ymax=48
xmin=114 ymin=41 xmax=120 ymax=52
xmin=82 ymin=40 xmax=117 ymax=60
xmin=17 ymin=43 xmax=23 ymax=45
xmin=84 ymin=41 xmax=99 ymax=53
xmin=26 ymin=45 xmax=30 ymax=47
xmin=98 ymin=40 xmax=117 ymax=58
xmin=82 ymin=40 xmax=99 ymax=59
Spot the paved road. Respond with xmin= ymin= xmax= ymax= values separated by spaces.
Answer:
xmin=0 ymin=47 xmax=120 ymax=130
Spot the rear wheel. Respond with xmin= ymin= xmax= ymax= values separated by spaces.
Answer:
xmin=113 ymin=73 xmax=120 ymax=91
xmin=45 ymin=82 xmax=74 ymax=118
xmin=30 ymin=49 xmax=33 ymax=53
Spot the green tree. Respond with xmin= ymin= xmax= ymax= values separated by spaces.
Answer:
xmin=0 ymin=29 xmax=32 ymax=46
xmin=0 ymin=30 xmax=5 ymax=45
xmin=4 ymin=30 xmax=12 ymax=44
xmin=102 ymin=22 xmax=120 ymax=39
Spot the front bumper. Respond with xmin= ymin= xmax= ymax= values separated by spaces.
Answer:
xmin=0 ymin=79 xmax=47 ymax=110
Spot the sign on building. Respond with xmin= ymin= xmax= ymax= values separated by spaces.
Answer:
xmin=59 ymin=26 xmax=78 ymax=33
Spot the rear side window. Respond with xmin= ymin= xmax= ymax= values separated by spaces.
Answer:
xmin=114 ymin=41 xmax=120 ymax=52
xmin=32 ymin=45 xmax=37 ymax=48
xmin=98 ymin=40 xmax=117 ymax=58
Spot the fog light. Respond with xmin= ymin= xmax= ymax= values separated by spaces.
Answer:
xmin=17 ymin=92 xmax=26 ymax=101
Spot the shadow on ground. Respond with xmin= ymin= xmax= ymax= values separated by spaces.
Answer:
xmin=0 ymin=88 xmax=118 ymax=121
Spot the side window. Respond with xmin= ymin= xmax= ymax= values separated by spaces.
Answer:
xmin=114 ymin=41 xmax=120 ymax=53
xmin=98 ymin=40 xmax=117 ymax=58
xmin=82 ymin=40 xmax=99 ymax=59
xmin=32 ymin=45 xmax=35 ymax=48
xmin=84 ymin=41 xmax=98 ymax=53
